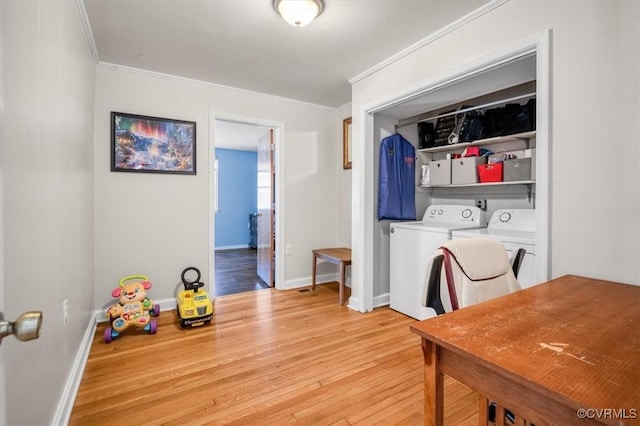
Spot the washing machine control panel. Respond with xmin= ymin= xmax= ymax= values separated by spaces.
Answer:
xmin=489 ymin=209 xmax=536 ymax=232
xmin=499 ymin=211 xmax=512 ymax=223
xmin=422 ymin=205 xmax=486 ymax=226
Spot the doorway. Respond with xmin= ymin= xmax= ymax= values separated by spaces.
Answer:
xmin=351 ymin=32 xmax=551 ymax=312
xmin=210 ymin=115 xmax=284 ymax=297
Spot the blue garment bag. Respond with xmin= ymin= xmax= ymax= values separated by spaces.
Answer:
xmin=378 ymin=134 xmax=416 ymax=220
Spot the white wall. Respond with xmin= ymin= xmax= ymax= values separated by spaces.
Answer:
xmin=94 ymin=66 xmax=340 ymax=305
xmin=349 ymin=0 xmax=640 ymax=309
xmin=1 ymin=1 xmax=96 ymax=424
xmin=336 ymin=104 xmax=352 ymax=247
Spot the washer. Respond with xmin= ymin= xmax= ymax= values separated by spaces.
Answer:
xmin=389 ymin=205 xmax=486 ymax=320
xmin=452 ymin=209 xmax=536 ymax=288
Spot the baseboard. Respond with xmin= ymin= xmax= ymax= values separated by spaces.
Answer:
xmin=281 ymin=273 xmax=352 ymax=290
xmin=215 ymin=244 xmax=250 ymax=250
xmin=53 ymin=299 xmax=178 ymax=423
xmin=373 ymin=292 xmax=390 ymax=308
xmin=52 ymin=310 xmax=98 ymax=426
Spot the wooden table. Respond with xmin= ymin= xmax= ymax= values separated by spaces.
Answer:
xmin=311 ymin=248 xmax=351 ymax=305
xmin=410 ymin=275 xmax=640 ymax=426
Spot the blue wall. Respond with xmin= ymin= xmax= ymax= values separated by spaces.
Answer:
xmin=215 ymin=148 xmax=257 ymax=249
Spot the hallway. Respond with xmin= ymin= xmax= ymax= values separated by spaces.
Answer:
xmin=214 ymin=248 xmax=270 ymax=296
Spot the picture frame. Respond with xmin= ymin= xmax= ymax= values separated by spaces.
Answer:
xmin=343 ymin=117 xmax=352 ymax=169
xmin=111 ymin=112 xmax=196 ymax=175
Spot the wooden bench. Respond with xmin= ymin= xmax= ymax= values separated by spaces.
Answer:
xmin=311 ymin=248 xmax=352 ymax=305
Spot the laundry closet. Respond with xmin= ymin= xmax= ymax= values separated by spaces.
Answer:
xmin=367 ymin=52 xmax=547 ymax=314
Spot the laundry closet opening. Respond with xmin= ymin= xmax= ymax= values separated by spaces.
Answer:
xmin=357 ymin=44 xmax=551 ymax=314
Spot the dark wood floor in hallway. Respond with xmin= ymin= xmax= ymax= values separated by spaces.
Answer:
xmin=215 ymin=248 xmax=270 ymax=297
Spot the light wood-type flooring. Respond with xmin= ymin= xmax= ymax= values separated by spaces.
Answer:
xmin=69 ymin=282 xmax=478 ymax=425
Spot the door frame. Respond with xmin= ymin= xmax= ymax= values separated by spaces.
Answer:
xmin=352 ymin=30 xmax=551 ymax=312
xmin=208 ymin=112 xmax=286 ymax=294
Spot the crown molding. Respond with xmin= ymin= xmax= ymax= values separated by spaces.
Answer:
xmin=76 ymin=0 xmax=99 ymax=64
xmin=349 ymin=0 xmax=510 ymax=85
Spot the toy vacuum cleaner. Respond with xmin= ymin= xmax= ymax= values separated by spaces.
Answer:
xmin=177 ymin=266 xmax=213 ymax=328
xmin=104 ymin=275 xmax=160 ymax=343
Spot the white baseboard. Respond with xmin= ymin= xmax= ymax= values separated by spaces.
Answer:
xmin=215 ymin=244 xmax=250 ymax=250
xmin=281 ymin=273 xmax=352 ymax=291
xmin=52 ymin=310 xmax=98 ymax=426
xmin=373 ymin=292 xmax=390 ymax=308
xmin=53 ymin=298 xmax=178 ymax=424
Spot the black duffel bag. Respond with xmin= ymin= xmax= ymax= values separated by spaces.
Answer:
xmin=483 ymin=98 xmax=536 ymax=138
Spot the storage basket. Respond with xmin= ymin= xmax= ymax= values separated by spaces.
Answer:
xmin=478 ymin=163 xmax=503 ymax=183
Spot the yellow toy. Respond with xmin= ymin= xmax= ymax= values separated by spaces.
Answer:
xmin=177 ymin=267 xmax=213 ymax=327
xmin=104 ymin=275 xmax=160 ymax=343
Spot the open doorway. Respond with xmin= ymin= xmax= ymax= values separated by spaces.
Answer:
xmin=211 ymin=117 xmax=282 ymax=297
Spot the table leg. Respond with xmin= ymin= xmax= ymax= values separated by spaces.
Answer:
xmin=494 ymin=405 xmax=506 ymax=426
xmin=478 ymin=396 xmax=488 ymax=426
xmin=311 ymin=253 xmax=317 ymax=291
xmin=339 ymin=262 xmax=345 ymax=305
xmin=422 ymin=339 xmax=443 ymax=426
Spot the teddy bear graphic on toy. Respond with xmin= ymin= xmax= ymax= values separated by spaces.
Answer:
xmin=104 ymin=275 xmax=160 ymax=343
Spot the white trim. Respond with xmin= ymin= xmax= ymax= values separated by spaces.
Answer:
xmin=349 ymin=0 xmax=510 ymax=85
xmin=364 ymin=41 xmax=539 ymax=116
xmin=75 ymin=0 xmax=99 ymax=64
xmin=373 ymin=292 xmax=390 ymax=309
xmin=53 ymin=298 xmax=179 ymax=423
xmin=284 ymin=273 xmax=351 ymax=291
xmin=209 ymin=113 xmax=286 ymax=295
xmin=534 ymin=30 xmax=552 ymax=283
xmin=215 ymin=244 xmax=250 ymax=251
xmin=98 ymin=62 xmax=336 ymax=112
xmin=51 ymin=310 xmax=98 ymax=426
xmin=282 ymin=273 xmax=338 ymax=291
xmin=354 ymin=30 xmax=552 ymax=312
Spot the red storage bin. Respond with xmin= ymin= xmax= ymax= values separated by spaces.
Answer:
xmin=478 ymin=163 xmax=503 ymax=183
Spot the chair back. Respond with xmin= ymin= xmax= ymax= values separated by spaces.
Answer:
xmin=422 ymin=238 xmax=521 ymax=314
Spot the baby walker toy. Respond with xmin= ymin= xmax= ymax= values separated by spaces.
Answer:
xmin=104 ymin=275 xmax=160 ymax=343
xmin=176 ymin=266 xmax=213 ymax=328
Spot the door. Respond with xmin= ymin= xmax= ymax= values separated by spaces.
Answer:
xmin=257 ymin=130 xmax=274 ymax=286
xmin=0 ymin=258 xmax=5 ymax=425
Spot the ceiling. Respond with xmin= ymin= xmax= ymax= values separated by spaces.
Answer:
xmin=214 ymin=120 xmax=271 ymax=151
xmin=83 ymin=0 xmax=490 ymax=109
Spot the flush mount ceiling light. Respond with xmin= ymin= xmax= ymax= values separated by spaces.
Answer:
xmin=273 ymin=0 xmax=324 ymax=28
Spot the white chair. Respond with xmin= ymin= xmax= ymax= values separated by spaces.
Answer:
xmin=422 ymin=238 xmax=522 ymax=315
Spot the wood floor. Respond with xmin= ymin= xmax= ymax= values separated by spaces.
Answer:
xmin=70 ymin=283 xmax=478 ymax=425
xmin=215 ymin=248 xmax=270 ymax=297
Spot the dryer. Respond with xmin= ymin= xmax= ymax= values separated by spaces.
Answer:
xmin=389 ymin=205 xmax=486 ymax=320
xmin=452 ymin=209 xmax=536 ymax=288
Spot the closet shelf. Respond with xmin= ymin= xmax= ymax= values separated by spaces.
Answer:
xmin=397 ymin=92 xmax=536 ymax=129
xmin=417 ymin=130 xmax=536 ymax=154
xmin=419 ymin=180 xmax=535 ymax=189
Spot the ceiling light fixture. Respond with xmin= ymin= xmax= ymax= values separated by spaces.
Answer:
xmin=273 ymin=0 xmax=324 ymax=28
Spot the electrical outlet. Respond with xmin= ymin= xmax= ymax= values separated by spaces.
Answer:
xmin=285 ymin=244 xmax=292 ymax=255
xmin=475 ymin=199 xmax=487 ymax=211
xmin=63 ymin=299 xmax=69 ymax=325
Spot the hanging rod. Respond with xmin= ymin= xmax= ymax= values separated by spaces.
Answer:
xmin=395 ymin=92 xmax=536 ymax=130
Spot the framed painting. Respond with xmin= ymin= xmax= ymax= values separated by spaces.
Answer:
xmin=343 ymin=117 xmax=352 ymax=169
xmin=111 ymin=112 xmax=196 ymax=175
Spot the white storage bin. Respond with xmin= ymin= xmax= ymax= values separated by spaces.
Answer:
xmin=429 ymin=159 xmax=451 ymax=185
xmin=452 ymin=157 xmax=487 ymax=185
